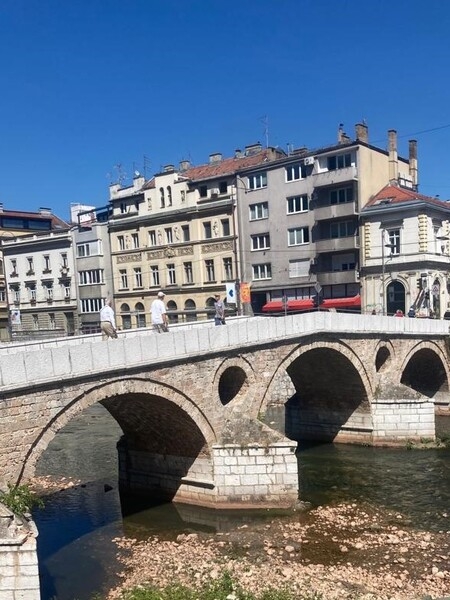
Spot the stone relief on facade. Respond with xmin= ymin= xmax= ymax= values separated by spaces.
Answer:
xmin=202 ymin=241 xmax=233 ymax=254
xmin=117 ymin=253 xmax=142 ymax=263
xmin=146 ymin=246 xmax=193 ymax=260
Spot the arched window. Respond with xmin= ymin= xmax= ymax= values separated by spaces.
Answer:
xmin=386 ymin=281 xmax=405 ymax=316
xmin=120 ymin=303 xmax=132 ymax=330
xmin=160 ymin=187 xmax=165 ymax=208
xmin=135 ymin=302 xmax=146 ymax=328
xmin=167 ymin=300 xmax=178 ymax=324
xmin=167 ymin=185 xmax=172 ymax=206
xmin=184 ymin=299 xmax=197 ymax=322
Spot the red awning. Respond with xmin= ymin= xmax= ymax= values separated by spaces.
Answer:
xmin=262 ymin=295 xmax=361 ymax=313
xmin=321 ymin=295 xmax=361 ymax=309
xmin=262 ymin=299 xmax=314 ymax=313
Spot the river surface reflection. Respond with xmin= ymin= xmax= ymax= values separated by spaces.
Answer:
xmin=34 ymin=404 xmax=450 ymax=600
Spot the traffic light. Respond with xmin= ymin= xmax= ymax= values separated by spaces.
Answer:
xmin=416 ymin=278 xmax=422 ymax=290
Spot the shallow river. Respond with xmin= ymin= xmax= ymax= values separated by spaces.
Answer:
xmin=33 ymin=404 xmax=450 ymax=600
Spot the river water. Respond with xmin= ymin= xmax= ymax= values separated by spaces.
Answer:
xmin=33 ymin=404 xmax=450 ymax=600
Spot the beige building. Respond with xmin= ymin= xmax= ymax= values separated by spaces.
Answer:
xmin=360 ymin=183 xmax=450 ymax=317
xmin=108 ymin=145 xmax=284 ymax=328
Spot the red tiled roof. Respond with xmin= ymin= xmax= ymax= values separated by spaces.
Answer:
xmin=182 ymin=149 xmax=277 ymax=181
xmin=365 ymin=184 xmax=449 ymax=209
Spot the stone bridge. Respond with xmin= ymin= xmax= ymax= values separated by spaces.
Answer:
xmin=0 ymin=313 xmax=449 ymax=511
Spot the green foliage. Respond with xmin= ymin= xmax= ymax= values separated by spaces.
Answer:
xmin=115 ymin=572 xmax=324 ymax=600
xmin=438 ymin=432 xmax=450 ymax=448
xmin=0 ymin=483 xmax=44 ymax=515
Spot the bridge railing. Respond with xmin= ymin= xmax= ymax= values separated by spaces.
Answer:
xmin=0 ymin=312 xmax=448 ymax=390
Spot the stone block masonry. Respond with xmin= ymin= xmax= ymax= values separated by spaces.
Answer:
xmin=0 ymin=505 xmax=40 ymax=600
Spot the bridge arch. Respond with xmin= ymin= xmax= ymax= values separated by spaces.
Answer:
xmin=374 ymin=340 xmax=395 ymax=372
xmin=399 ymin=341 xmax=450 ymax=398
xmin=19 ymin=377 xmax=217 ymax=482
xmin=213 ymin=356 xmax=257 ymax=407
xmin=260 ymin=340 xmax=374 ymax=443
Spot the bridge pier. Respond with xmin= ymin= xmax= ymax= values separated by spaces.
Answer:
xmin=117 ymin=423 xmax=299 ymax=509
xmin=371 ymin=396 xmax=435 ymax=445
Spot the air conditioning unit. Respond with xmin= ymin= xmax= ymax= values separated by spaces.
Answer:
xmin=304 ymin=156 xmax=315 ymax=166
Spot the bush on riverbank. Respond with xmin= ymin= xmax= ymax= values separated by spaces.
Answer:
xmin=102 ymin=572 xmax=322 ymax=600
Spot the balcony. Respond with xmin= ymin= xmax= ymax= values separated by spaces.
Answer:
xmin=315 ymin=236 xmax=360 ymax=253
xmin=314 ymin=202 xmax=357 ymax=221
xmin=313 ymin=165 xmax=357 ymax=188
xmin=316 ymin=270 xmax=359 ymax=285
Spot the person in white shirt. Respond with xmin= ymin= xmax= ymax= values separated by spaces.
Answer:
xmin=151 ymin=291 xmax=169 ymax=333
xmin=99 ymin=299 xmax=117 ymax=340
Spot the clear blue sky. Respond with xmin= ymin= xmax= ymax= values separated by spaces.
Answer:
xmin=1 ymin=0 xmax=450 ymax=221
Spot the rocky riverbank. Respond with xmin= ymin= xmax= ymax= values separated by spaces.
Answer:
xmin=103 ymin=501 xmax=450 ymax=600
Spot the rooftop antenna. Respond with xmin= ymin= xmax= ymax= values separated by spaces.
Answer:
xmin=114 ymin=163 xmax=126 ymax=186
xmin=260 ymin=115 xmax=269 ymax=148
xmin=143 ymin=155 xmax=151 ymax=179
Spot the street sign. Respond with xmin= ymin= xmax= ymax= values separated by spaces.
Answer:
xmin=314 ymin=282 xmax=322 ymax=294
xmin=431 ymin=284 xmax=439 ymax=296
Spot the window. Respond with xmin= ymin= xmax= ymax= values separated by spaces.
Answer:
xmin=148 ymin=230 xmax=157 ymax=246
xmin=49 ymin=313 xmax=56 ymax=329
xmin=223 ymin=257 xmax=233 ymax=280
xmin=387 ymin=229 xmax=401 ymax=255
xmin=288 ymin=227 xmax=309 ymax=246
xmin=285 ymin=164 xmax=307 ymax=182
xmin=330 ymin=188 xmax=353 ymax=204
xmin=165 ymin=228 xmax=173 ymax=244
xmin=249 ymin=202 xmax=269 ymax=220
xmin=167 ymin=263 xmax=176 ymax=285
xmin=118 ymin=236 xmax=125 ymax=250
xmin=219 ymin=180 xmax=227 ymax=194
xmin=287 ymin=195 xmax=308 ymax=214
xmin=77 ymin=243 xmax=90 ymax=257
xmin=182 ymin=225 xmax=190 ymax=242
xmin=46 ymin=286 xmax=53 ymax=300
xmin=205 ymin=259 xmax=215 ymax=282
xmin=199 ymin=185 xmax=208 ymax=198
xmin=289 ymin=259 xmax=310 ymax=278
xmin=29 ymin=286 xmax=37 ymax=301
xmin=0 ymin=288 xmax=5 ymax=302
xmin=134 ymin=267 xmax=143 ymax=288
xmin=80 ymin=298 xmax=103 ymax=313
xmin=252 ymin=263 xmax=272 ymax=280
xmin=79 ymin=269 xmax=104 ymax=285
xmin=167 ymin=186 xmax=172 ymax=206
xmin=221 ymin=219 xmax=230 ymax=236
xmin=13 ymin=289 xmax=20 ymax=303
xmin=119 ymin=269 xmax=128 ymax=289
xmin=33 ymin=314 xmax=39 ymax=330
xmin=64 ymin=285 xmax=71 ymax=298
xmin=251 ymin=233 xmax=270 ymax=250
xmin=61 ymin=253 xmax=68 ymax=268
xmin=10 ymin=259 xmax=17 ymax=275
xmin=160 ymin=187 xmax=165 ymax=208
xmin=43 ymin=255 xmax=51 ymax=271
xmin=120 ymin=202 xmax=127 ymax=214
xmin=150 ymin=265 xmax=160 ymax=286
xmin=327 ymin=153 xmax=351 ymax=171
xmin=184 ymin=261 xmax=193 ymax=284
xmin=248 ymin=172 xmax=267 ymax=190
xmin=203 ymin=222 xmax=212 ymax=239
xmin=131 ymin=233 xmax=139 ymax=249
xmin=26 ymin=257 xmax=34 ymax=273
xmin=329 ymin=220 xmax=356 ymax=238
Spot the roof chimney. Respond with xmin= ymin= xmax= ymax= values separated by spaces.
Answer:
xmin=408 ymin=139 xmax=418 ymax=188
xmin=388 ymin=129 xmax=398 ymax=183
xmin=337 ymin=124 xmax=350 ymax=144
xmin=39 ymin=207 xmax=52 ymax=215
xmin=163 ymin=164 xmax=175 ymax=172
xmin=355 ymin=122 xmax=369 ymax=143
xmin=179 ymin=160 xmax=191 ymax=171
xmin=235 ymin=149 xmax=243 ymax=159
xmin=244 ymin=142 xmax=262 ymax=156
xmin=209 ymin=153 xmax=222 ymax=164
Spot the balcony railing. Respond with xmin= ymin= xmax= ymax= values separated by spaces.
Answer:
xmin=313 ymin=165 xmax=357 ymax=188
xmin=315 ymin=236 xmax=360 ymax=253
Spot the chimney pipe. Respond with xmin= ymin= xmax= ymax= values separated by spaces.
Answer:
xmin=408 ymin=139 xmax=418 ymax=188
xmin=388 ymin=129 xmax=398 ymax=183
xmin=355 ymin=123 xmax=369 ymax=143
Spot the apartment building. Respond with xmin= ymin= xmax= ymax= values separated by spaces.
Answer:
xmin=0 ymin=206 xmax=70 ymax=340
xmin=361 ymin=183 xmax=450 ymax=317
xmin=236 ymin=124 xmax=419 ymax=314
xmin=2 ymin=225 xmax=78 ymax=340
xmin=72 ymin=204 xmax=114 ymax=333
xmin=108 ymin=145 xmax=284 ymax=327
